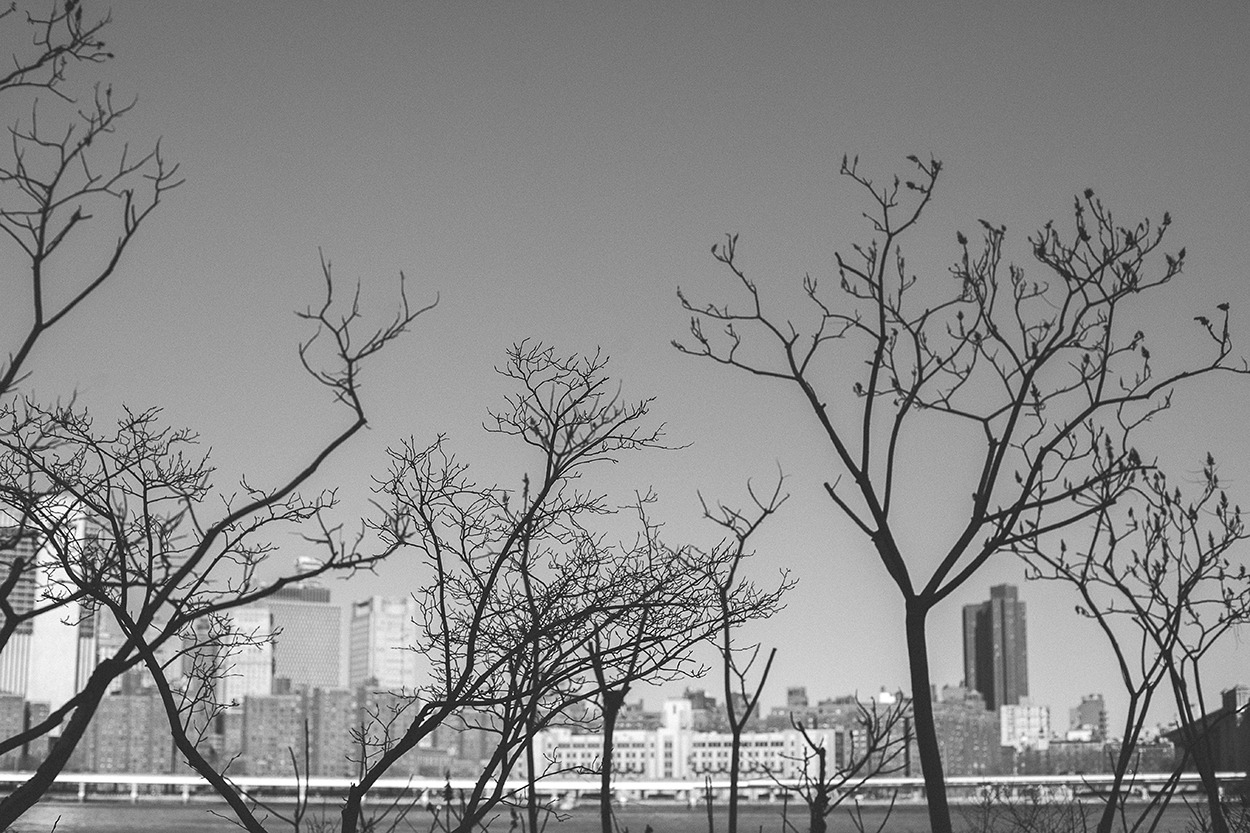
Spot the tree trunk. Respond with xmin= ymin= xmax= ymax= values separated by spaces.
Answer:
xmin=342 ymin=783 xmax=365 ymax=833
xmin=728 ymin=727 xmax=742 ymax=833
xmin=1096 ymin=742 xmax=1135 ymax=833
xmin=600 ymin=693 xmax=623 ymax=833
xmin=0 ymin=661 xmax=115 ymax=827
xmin=525 ymin=725 xmax=540 ymax=833
xmin=1190 ymin=723 xmax=1229 ymax=833
xmin=340 ymin=707 xmax=444 ymax=833
xmin=904 ymin=601 xmax=952 ymax=833
xmin=809 ymin=786 xmax=828 ymax=833
xmin=809 ymin=738 xmax=829 ymax=833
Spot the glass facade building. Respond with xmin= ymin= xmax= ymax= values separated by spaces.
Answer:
xmin=349 ymin=596 xmax=419 ymax=691
xmin=267 ymin=584 xmax=342 ymax=691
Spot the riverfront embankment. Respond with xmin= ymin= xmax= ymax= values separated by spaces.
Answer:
xmin=5 ymin=800 xmax=1220 ymax=833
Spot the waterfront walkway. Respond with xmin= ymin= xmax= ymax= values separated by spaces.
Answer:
xmin=0 ymin=771 xmax=1244 ymax=805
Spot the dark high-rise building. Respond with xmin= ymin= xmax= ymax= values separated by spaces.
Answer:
xmin=963 ymin=584 xmax=1028 ymax=710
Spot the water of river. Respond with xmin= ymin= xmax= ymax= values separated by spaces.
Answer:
xmin=2 ymin=800 xmax=1216 ymax=833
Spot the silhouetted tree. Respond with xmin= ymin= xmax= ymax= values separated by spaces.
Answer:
xmin=336 ymin=344 xmax=673 ymax=833
xmin=697 ymin=482 xmax=793 ymax=833
xmin=769 ymin=698 xmax=909 ymax=833
xmin=0 ymin=5 xmax=428 ymax=826
xmin=0 ymin=6 xmax=176 ymax=400
xmin=0 ymin=0 xmax=112 ymax=101
xmin=1019 ymin=453 xmax=1250 ymax=833
xmin=676 ymin=153 xmax=1247 ymax=833
xmin=0 ymin=0 xmax=176 ymax=672
xmin=585 ymin=493 xmax=783 ymax=833
xmin=0 ymin=257 xmax=426 ymax=829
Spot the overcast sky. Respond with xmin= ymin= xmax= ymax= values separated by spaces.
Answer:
xmin=10 ymin=1 xmax=1250 ymax=730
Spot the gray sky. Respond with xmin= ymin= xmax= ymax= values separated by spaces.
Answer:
xmin=14 ymin=1 xmax=1250 ymax=730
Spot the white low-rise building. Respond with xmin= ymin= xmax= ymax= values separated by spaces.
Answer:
xmin=536 ymin=698 xmax=856 ymax=781
xmin=1000 ymin=702 xmax=1050 ymax=751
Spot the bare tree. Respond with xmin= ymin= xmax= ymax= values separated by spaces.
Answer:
xmin=0 ymin=24 xmax=179 ymax=397
xmin=961 ymin=784 xmax=1094 ymax=833
xmin=0 ymin=5 xmax=432 ymax=824
xmin=0 ymin=0 xmax=178 ymax=690
xmin=0 ymin=0 xmax=113 ymax=101
xmin=696 ymin=481 xmax=793 ymax=833
xmin=1018 ymin=453 xmax=1250 ymax=833
xmin=0 ymin=0 xmax=180 ymax=623
xmin=334 ymin=343 xmax=674 ymax=833
xmin=584 ymin=490 xmax=789 ymax=833
xmin=0 ymin=256 xmax=428 ymax=828
xmin=584 ymin=504 xmax=683 ymax=833
xmin=769 ymin=698 xmax=909 ymax=833
xmin=675 ymin=154 xmax=1247 ymax=833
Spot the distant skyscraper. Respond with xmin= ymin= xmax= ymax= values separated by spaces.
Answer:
xmin=217 ymin=607 xmax=274 ymax=706
xmin=963 ymin=584 xmax=1028 ymax=710
xmin=0 ymin=505 xmax=100 ymax=710
xmin=349 ymin=596 xmax=419 ymax=691
xmin=266 ymin=582 xmax=341 ymax=691
xmin=0 ymin=529 xmax=38 ymax=697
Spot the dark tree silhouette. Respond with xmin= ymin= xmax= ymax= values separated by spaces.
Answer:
xmin=676 ymin=154 xmax=1247 ymax=833
xmin=1018 ymin=453 xmax=1250 ymax=833
xmin=334 ymin=344 xmax=671 ymax=833
xmin=0 ymin=5 xmax=429 ymax=825
xmin=768 ymin=698 xmax=909 ymax=833
xmin=585 ymin=492 xmax=783 ymax=833
xmin=0 ymin=0 xmax=112 ymax=101
xmin=0 ymin=257 xmax=427 ymax=829
xmin=698 ymin=482 xmax=793 ymax=833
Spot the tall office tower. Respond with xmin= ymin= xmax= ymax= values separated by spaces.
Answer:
xmin=265 ymin=580 xmax=342 ymax=691
xmin=349 ymin=596 xmax=420 ymax=691
xmin=0 ymin=505 xmax=99 ymax=711
xmin=0 ymin=529 xmax=38 ymax=696
xmin=962 ymin=584 xmax=1028 ymax=710
xmin=216 ymin=607 xmax=274 ymax=706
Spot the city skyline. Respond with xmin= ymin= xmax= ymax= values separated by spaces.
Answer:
xmin=0 ymin=520 xmax=1209 ymax=736
xmin=5 ymin=4 xmax=1250 ymax=816
xmin=0 ymin=516 xmax=1217 ymax=737
xmin=0 ymin=529 xmax=1201 ymax=782
xmin=29 ymin=1 xmax=1245 ymax=734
